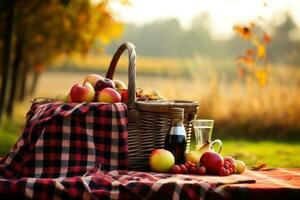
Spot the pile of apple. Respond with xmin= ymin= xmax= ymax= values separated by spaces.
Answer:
xmin=149 ymin=149 xmax=246 ymax=176
xmin=65 ymin=74 xmax=128 ymax=104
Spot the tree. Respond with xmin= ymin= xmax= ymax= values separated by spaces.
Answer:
xmin=0 ymin=0 xmax=124 ymax=122
xmin=0 ymin=0 xmax=15 ymax=122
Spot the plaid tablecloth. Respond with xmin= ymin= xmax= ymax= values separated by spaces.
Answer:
xmin=0 ymin=101 xmax=129 ymax=178
xmin=214 ymin=168 xmax=300 ymax=200
xmin=0 ymin=168 xmax=299 ymax=199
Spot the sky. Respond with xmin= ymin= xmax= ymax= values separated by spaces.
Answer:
xmin=109 ymin=0 xmax=300 ymax=40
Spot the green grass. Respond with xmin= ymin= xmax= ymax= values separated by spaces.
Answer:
xmin=0 ymin=120 xmax=21 ymax=156
xmin=188 ymin=139 xmax=300 ymax=168
xmin=1 ymin=117 xmax=300 ymax=168
xmin=218 ymin=139 xmax=300 ymax=168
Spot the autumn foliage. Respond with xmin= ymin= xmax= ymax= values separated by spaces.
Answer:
xmin=0 ymin=0 xmax=125 ymax=122
xmin=234 ymin=23 xmax=271 ymax=87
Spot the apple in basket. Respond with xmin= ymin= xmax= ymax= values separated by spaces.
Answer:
xmin=97 ymin=88 xmax=121 ymax=103
xmin=149 ymin=149 xmax=175 ymax=173
xmin=120 ymin=89 xmax=128 ymax=103
xmin=114 ymin=80 xmax=127 ymax=90
xmin=70 ymin=82 xmax=95 ymax=102
xmin=95 ymin=78 xmax=115 ymax=92
xmin=84 ymin=74 xmax=104 ymax=88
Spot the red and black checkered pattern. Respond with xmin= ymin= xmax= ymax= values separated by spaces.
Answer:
xmin=0 ymin=170 xmax=218 ymax=200
xmin=0 ymin=101 xmax=129 ymax=178
xmin=1 ymin=169 xmax=299 ymax=200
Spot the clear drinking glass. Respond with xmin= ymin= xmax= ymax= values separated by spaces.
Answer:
xmin=193 ymin=119 xmax=222 ymax=153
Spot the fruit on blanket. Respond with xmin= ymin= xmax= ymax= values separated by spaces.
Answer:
xmin=149 ymin=149 xmax=175 ymax=173
xmin=224 ymin=156 xmax=237 ymax=173
xmin=169 ymin=162 xmax=206 ymax=175
xmin=95 ymin=78 xmax=115 ymax=92
xmin=224 ymin=156 xmax=235 ymax=166
xmin=114 ymin=80 xmax=127 ymax=90
xmin=84 ymin=74 xmax=104 ymax=88
xmin=219 ymin=167 xmax=229 ymax=176
xmin=195 ymin=166 xmax=206 ymax=175
xmin=179 ymin=164 xmax=188 ymax=174
xmin=235 ymin=160 xmax=246 ymax=174
xmin=97 ymin=88 xmax=121 ymax=103
xmin=200 ymin=151 xmax=224 ymax=175
xmin=170 ymin=164 xmax=181 ymax=174
xmin=186 ymin=150 xmax=203 ymax=165
xmin=70 ymin=82 xmax=95 ymax=102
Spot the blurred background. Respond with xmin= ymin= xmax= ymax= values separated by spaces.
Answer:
xmin=0 ymin=0 xmax=299 ymax=168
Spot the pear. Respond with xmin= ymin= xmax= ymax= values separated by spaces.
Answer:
xmin=186 ymin=150 xmax=203 ymax=165
xmin=186 ymin=142 xmax=213 ymax=165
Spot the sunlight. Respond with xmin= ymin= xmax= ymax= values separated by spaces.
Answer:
xmin=109 ymin=0 xmax=300 ymax=40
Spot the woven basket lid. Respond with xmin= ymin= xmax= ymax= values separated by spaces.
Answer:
xmin=136 ymin=100 xmax=198 ymax=114
xmin=171 ymin=108 xmax=184 ymax=121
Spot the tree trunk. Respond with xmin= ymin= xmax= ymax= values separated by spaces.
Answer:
xmin=0 ymin=0 xmax=14 ymax=124
xmin=30 ymin=71 xmax=40 ymax=96
xmin=18 ymin=64 xmax=29 ymax=102
xmin=6 ymin=35 xmax=23 ymax=118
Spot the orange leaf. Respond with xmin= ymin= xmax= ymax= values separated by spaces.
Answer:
xmin=263 ymin=32 xmax=271 ymax=43
xmin=255 ymin=69 xmax=268 ymax=87
xmin=237 ymin=56 xmax=255 ymax=66
xmin=246 ymin=48 xmax=255 ymax=56
xmin=251 ymin=163 xmax=268 ymax=171
xmin=257 ymin=44 xmax=266 ymax=59
xmin=237 ymin=66 xmax=246 ymax=78
xmin=234 ymin=25 xmax=252 ymax=40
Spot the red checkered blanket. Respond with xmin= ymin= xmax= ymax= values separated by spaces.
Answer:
xmin=1 ymin=101 xmax=300 ymax=199
xmin=0 ymin=101 xmax=129 ymax=178
xmin=0 ymin=169 xmax=299 ymax=199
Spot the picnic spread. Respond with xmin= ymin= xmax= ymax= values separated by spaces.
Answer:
xmin=1 ymin=42 xmax=300 ymax=199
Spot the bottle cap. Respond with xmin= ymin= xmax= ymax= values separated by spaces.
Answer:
xmin=171 ymin=108 xmax=184 ymax=121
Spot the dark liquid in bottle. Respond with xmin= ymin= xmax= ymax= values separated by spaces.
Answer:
xmin=165 ymin=134 xmax=186 ymax=164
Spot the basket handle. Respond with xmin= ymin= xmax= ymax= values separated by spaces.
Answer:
xmin=106 ymin=42 xmax=136 ymax=108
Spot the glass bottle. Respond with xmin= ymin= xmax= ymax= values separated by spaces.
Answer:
xmin=164 ymin=108 xmax=187 ymax=164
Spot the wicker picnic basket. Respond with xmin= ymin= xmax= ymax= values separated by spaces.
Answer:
xmin=106 ymin=42 xmax=199 ymax=171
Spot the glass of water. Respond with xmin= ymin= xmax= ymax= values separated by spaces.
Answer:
xmin=193 ymin=119 xmax=222 ymax=153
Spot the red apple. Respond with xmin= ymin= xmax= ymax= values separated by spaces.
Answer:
xmin=70 ymin=82 xmax=95 ymax=102
xmin=200 ymin=151 xmax=224 ymax=175
xmin=97 ymin=88 xmax=121 ymax=103
xmin=95 ymin=78 xmax=115 ymax=92
xmin=114 ymin=80 xmax=127 ymax=90
xmin=84 ymin=74 xmax=104 ymax=88
xmin=120 ymin=89 xmax=128 ymax=103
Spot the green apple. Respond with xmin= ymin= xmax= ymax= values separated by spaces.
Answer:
xmin=149 ymin=149 xmax=175 ymax=173
xmin=235 ymin=160 xmax=246 ymax=174
xmin=114 ymin=80 xmax=127 ymax=90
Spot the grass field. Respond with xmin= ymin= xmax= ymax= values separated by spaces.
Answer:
xmin=1 ymin=54 xmax=300 ymax=168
